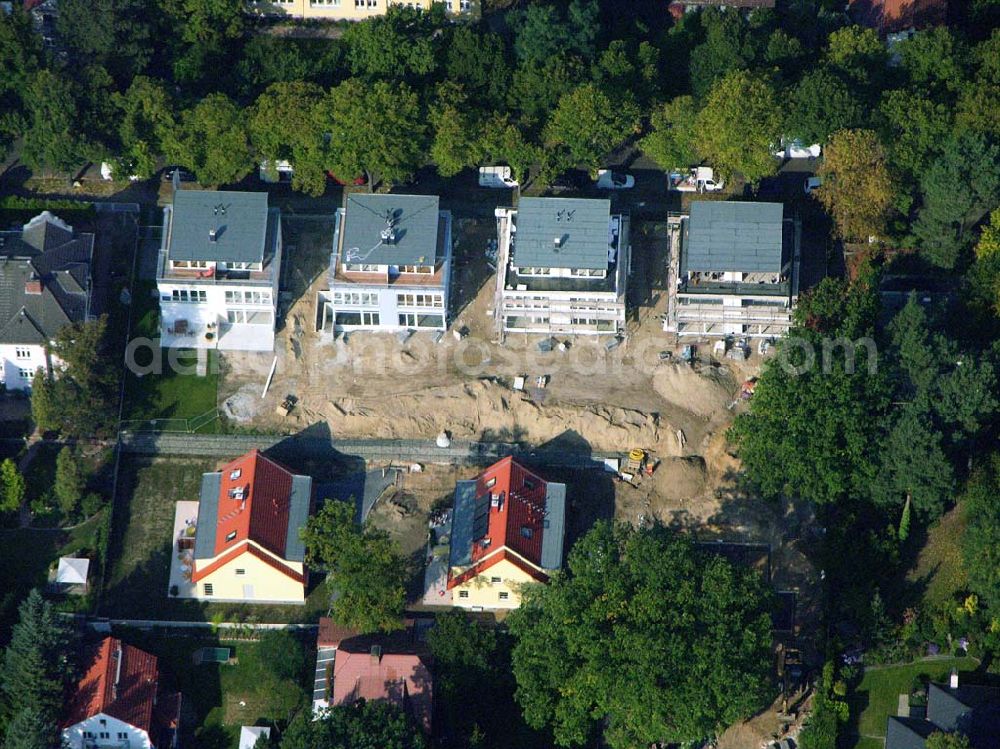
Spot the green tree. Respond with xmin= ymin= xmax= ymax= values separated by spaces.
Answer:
xmin=544 ymin=84 xmax=640 ymax=176
xmin=926 ymin=731 xmax=971 ymax=749
xmin=508 ymin=522 xmax=775 ymax=748
xmin=877 ymin=89 xmax=952 ymax=179
xmin=2 ymin=706 xmax=60 ymax=749
xmin=695 ymin=69 xmax=782 ymax=183
xmin=815 ymin=129 xmax=894 ymax=241
xmin=164 ymin=94 xmax=252 ymax=186
xmin=873 ymin=406 xmax=953 ymax=520
xmin=29 ymin=368 xmax=55 ymax=434
xmin=511 ymin=0 xmax=597 ymax=66
xmin=640 ymin=95 xmax=700 ymax=171
xmin=0 ymin=590 xmax=73 ymax=719
xmin=824 ymin=26 xmax=888 ymax=86
xmin=445 ymin=26 xmax=510 ymax=103
xmin=21 ymin=70 xmax=85 ymax=172
xmin=167 ymin=0 xmax=244 ymax=47
xmin=56 ymin=0 xmax=152 ymax=84
xmin=301 ymin=501 xmax=406 ymax=633
xmin=963 ymin=456 xmax=1000 ymax=611
xmin=343 ymin=6 xmax=438 ymax=81
xmin=913 ymin=132 xmax=1000 ymax=269
xmin=316 ymin=79 xmax=426 ymax=187
xmin=112 ymin=76 xmax=175 ymax=180
xmin=249 ymin=81 xmax=325 ymax=192
xmin=0 ymin=9 xmax=40 ymax=158
xmin=730 ymin=274 xmax=889 ymax=506
xmin=477 ymin=114 xmax=541 ymax=184
xmin=280 ymin=698 xmax=425 ymax=749
xmin=898 ymin=494 xmax=912 ymax=542
xmin=509 ymin=55 xmax=586 ymax=127
xmin=42 ymin=318 xmax=117 ymax=437
xmin=689 ymin=8 xmax=758 ymax=99
xmin=798 ymin=662 xmax=846 ymax=749
xmin=429 ymin=85 xmax=483 ymax=178
xmin=257 ymin=630 xmax=306 ymax=682
xmin=785 ymin=68 xmax=864 ymax=145
xmin=0 ymin=458 xmax=25 ymax=514
xmin=53 ymin=447 xmax=84 ymax=518
xmin=896 ymin=27 xmax=968 ymax=95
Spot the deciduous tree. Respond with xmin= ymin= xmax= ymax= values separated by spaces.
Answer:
xmin=301 ymin=500 xmax=406 ymax=633
xmin=785 ymin=68 xmax=864 ymax=145
xmin=21 ymin=70 xmax=85 ymax=172
xmin=164 ymin=94 xmax=252 ymax=186
xmin=279 ymin=694 xmax=426 ymax=749
xmin=0 ymin=458 xmax=25 ymax=514
xmin=429 ymin=85 xmax=483 ymax=178
xmin=544 ymin=83 xmax=640 ymax=176
xmin=113 ymin=76 xmax=175 ymax=180
xmin=695 ymin=69 xmax=782 ymax=183
xmin=824 ymin=26 xmax=887 ymax=86
xmin=815 ymin=129 xmax=894 ymax=241
xmin=343 ymin=6 xmax=438 ymax=81
xmin=511 ymin=0 xmax=598 ymax=66
xmin=508 ymin=522 xmax=775 ymax=748
xmin=963 ymin=456 xmax=1000 ymax=612
xmin=54 ymin=447 xmax=83 ymax=517
xmin=249 ymin=81 xmax=325 ymax=193
xmin=926 ymin=732 xmax=971 ymax=749
xmin=640 ymin=95 xmax=700 ymax=171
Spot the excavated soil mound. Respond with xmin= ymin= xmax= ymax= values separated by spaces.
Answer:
xmin=324 ymin=380 xmax=670 ymax=453
xmin=651 ymin=364 xmax=735 ymax=422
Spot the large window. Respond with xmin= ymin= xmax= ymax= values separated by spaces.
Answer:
xmin=224 ymin=290 xmax=272 ymax=305
xmin=333 ymin=291 xmax=378 ymax=306
xmin=397 ymin=293 xmax=443 ymax=308
xmin=344 ymin=263 xmax=380 ymax=273
xmin=14 ymin=348 xmax=31 ymax=359
xmin=399 ymin=265 xmax=434 ymax=274
xmin=171 ymin=260 xmax=209 ymax=269
xmin=226 ymin=310 xmax=273 ymax=325
xmin=336 ymin=311 xmax=380 ymax=326
xmin=171 ymin=289 xmax=207 ymax=303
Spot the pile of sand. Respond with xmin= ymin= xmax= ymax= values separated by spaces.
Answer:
xmin=651 ymin=364 xmax=735 ymax=422
xmin=324 ymin=379 xmax=669 ymax=453
xmin=649 ymin=457 xmax=708 ymax=501
xmin=222 ymin=384 xmax=261 ymax=423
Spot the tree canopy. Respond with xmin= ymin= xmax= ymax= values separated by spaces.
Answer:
xmin=508 ymin=522 xmax=775 ymax=748
xmin=279 ymin=700 xmax=426 ymax=749
xmin=815 ymin=129 xmax=894 ymax=241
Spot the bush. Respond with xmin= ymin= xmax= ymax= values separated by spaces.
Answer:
xmin=257 ymin=630 xmax=306 ymax=681
xmin=80 ymin=493 xmax=104 ymax=519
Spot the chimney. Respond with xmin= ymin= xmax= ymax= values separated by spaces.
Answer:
xmin=553 ymin=236 xmax=562 ymax=248
xmin=209 ymin=228 xmax=217 ymax=243
xmin=25 ymin=275 xmax=42 ymax=295
xmin=950 ymin=669 xmax=959 ymax=689
xmin=369 ymin=645 xmax=382 ymax=665
xmin=112 ymin=644 xmax=123 ymax=700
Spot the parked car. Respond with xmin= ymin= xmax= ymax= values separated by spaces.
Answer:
xmin=804 ymin=176 xmax=823 ymax=195
xmin=326 ymin=171 xmax=368 ymax=186
xmin=772 ymin=139 xmax=822 ymax=159
xmin=478 ymin=166 xmax=518 ymax=188
xmin=162 ymin=166 xmax=195 ymax=182
xmin=595 ymin=169 xmax=635 ymax=190
xmin=669 ymin=167 xmax=725 ymax=193
xmin=260 ymin=160 xmax=293 ymax=184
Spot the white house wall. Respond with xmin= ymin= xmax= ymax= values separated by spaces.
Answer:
xmin=0 ymin=343 xmax=47 ymax=391
xmin=62 ymin=713 xmax=151 ymax=749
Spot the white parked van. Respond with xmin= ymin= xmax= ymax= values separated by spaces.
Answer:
xmin=478 ymin=166 xmax=518 ymax=188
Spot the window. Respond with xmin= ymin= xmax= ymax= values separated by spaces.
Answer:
xmin=490 ymin=576 xmax=501 ymax=584
xmin=397 ymin=293 xmax=443 ymax=308
xmin=18 ymin=369 xmax=32 ymax=380
xmin=225 ymin=530 xmax=237 ymax=542
xmin=230 ymin=469 xmax=242 ymax=480
xmin=171 ymin=289 xmax=207 ymax=303
xmin=235 ymin=569 xmax=245 ymax=576
xmin=14 ymin=347 xmax=30 ymax=359
xmin=485 ymin=477 xmax=496 ymax=489
xmin=499 ymin=592 xmax=509 ymax=601
xmin=83 ymin=732 xmax=95 ymax=739
xmin=335 ymin=311 xmax=380 ymax=326
xmin=518 ymin=267 xmax=551 ymax=276
xmin=203 ymin=583 xmax=214 ymax=596
xmin=460 ymin=0 xmax=471 ymax=9
xmin=344 ymin=263 xmax=379 ymax=273
xmin=458 ymin=590 xmax=469 ymax=599
xmin=523 ymin=478 xmax=536 ymax=490
xmin=99 ymin=732 xmax=110 ymax=740
xmin=570 ymin=268 xmax=605 ymax=278
xmin=332 ymin=291 xmax=378 ymax=306
xmin=521 ymin=526 xmax=533 ymax=539
xmin=399 ymin=264 xmax=433 ymax=274
xmin=171 ymin=260 xmax=209 ymax=269
xmin=99 ymin=720 xmax=106 ymax=727
xmin=117 ymin=732 xmax=128 ymax=740
xmin=225 ymin=290 xmax=272 ymax=305
xmin=398 ymin=313 xmax=417 ymax=327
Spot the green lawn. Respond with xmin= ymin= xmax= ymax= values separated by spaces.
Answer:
xmin=846 ymin=656 xmax=979 ymax=745
xmin=122 ymin=282 xmax=221 ymax=432
xmin=118 ymin=630 xmax=311 ymax=749
xmin=100 ymin=456 xmax=328 ymax=623
xmin=905 ymin=505 xmax=968 ymax=609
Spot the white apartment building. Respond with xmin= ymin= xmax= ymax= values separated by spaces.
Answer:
xmin=250 ymin=0 xmax=479 ymax=22
xmin=158 ymin=190 xmax=282 ymax=352
xmin=316 ymin=193 xmax=452 ymax=336
xmin=664 ymin=201 xmax=800 ymax=339
xmin=0 ymin=212 xmax=93 ymax=391
xmin=493 ymin=197 xmax=630 ymax=339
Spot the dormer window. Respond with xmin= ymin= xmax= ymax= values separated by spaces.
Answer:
xmin=225 ymin=530 xmax=237 ymax=542
xmin=229 ymin=469 xmax=242 ymax=480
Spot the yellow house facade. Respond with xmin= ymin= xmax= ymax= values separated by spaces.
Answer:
xmin=192 ymin=542 xmax=307 ymax=603
xmin=250 ymin=0 xmax=480 ymax=22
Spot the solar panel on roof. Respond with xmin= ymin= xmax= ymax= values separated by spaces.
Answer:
xmin=472 ymin=497 xmax=490 ymax=540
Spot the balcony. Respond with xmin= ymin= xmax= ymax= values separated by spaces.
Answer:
xmin=678 ymin=279 xmax=790 ymax=297
xmin=157 ymin=252 xmax=274 ymax=285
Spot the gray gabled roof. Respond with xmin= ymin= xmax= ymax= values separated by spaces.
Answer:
xmin=513 ymin=198 xmax=612 ymax=270
xmin=448 ymin=480 xmax=478 ymax=568
xmin=540 ymin=482 xmax=566 ymax=571
xmin=684 ymin=201 xmax=784 ymax=273
xmin=194 ymin=472 xmax=222 ymax=560
xmin=168 ymin=190 xmax=269 ymax=264
xmin=340 ymin=194 xmax=441 ymax=267
xmin=885 ymin=717 xmax=934 ymax=749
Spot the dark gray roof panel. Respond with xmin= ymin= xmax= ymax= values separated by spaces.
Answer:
xmin=194 ymin=472 xmax=222 ymax=560
xmin=540 ymin=482 xmax=566 ymax=571
xmin=340 ymin=194 xmax=441 ymax=267
xmin=284 ymin=475 xmax=313 ymax=563
xmin=169 ymin=190 xmax=269 ymax=264
xmin=514 ymin=198 xmax=612 ymax=270
xmin=685 ymin=201 xmax=784 ymax=273
xmin=448 ymin=480 xmax=478 ymax=568
xmin=885 ymin=717 xmax=934 ymax=749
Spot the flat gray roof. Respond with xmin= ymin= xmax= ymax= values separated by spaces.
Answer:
xmin=448 ymin=480 xmax=478 ymax=569
xmin=169 ymin=190 xmax=269 ymax=264
xmin=685 ymin=201 xmax=784 ymax=274
xmin=194 ymin=472 xmax=222 ymax=560
xmin=340 ymin=194 xmax=440 ymax=267
xmin=284 ymin=475 xmax=313 ymax=563
xmin=514 ymin=198 xmax=612 ymax=270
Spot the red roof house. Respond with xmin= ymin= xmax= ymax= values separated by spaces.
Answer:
xmin=61 ymin=637 xmax=180 ymax=749
xmin=848 ymin=0 xmax=947 ymax=34
xmin=312 ymin=620 xmax=433 ymax=734
xmin=446 ymin=456 xmax=566 ymax=608
xmin=191 ymin=449 xmax=314 ymax=602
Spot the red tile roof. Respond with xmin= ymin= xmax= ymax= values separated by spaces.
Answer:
xmin=447 ymin=547 xmax=549 ymax=589
xmin=470 ymin=457 xmax=549 ymax=567
xmin=333 ymin=645 xmax=433 ymax=733
xmin=212 ymin=450 xmax=294 ymax=558
xmin=62 ymin=638 xmax=178 ymax=739
xmin=190 ymin=540 xmax=304 ymax=583
xmin=849 ymin=0 xmax=946 ymax=33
